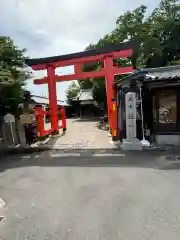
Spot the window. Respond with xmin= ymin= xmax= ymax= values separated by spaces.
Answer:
xmin=152 ymin=89 xmax=178 ymax=133
xmin=158 ymin=91 xmax=176 ymax=124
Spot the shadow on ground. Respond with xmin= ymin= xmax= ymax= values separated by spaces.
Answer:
xmin=1 ymin=146 xmax=180 ymax=172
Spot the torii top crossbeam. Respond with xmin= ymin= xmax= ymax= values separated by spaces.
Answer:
xmin=26 ymin=40 xmax=137 ymax=68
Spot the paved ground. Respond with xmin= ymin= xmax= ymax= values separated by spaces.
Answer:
xmin=51 ymin=118 xmax=116 ymax=149
xmin=1 ymin=119 xmax=180 ymax=240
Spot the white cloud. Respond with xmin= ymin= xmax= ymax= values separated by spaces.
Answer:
xmin=0 ymin=0 xmax=160 ymax=99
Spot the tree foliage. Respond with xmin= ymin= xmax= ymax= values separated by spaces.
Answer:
xmin=0 ymin=37 xmax=29 ymax=85
xmin=66 ymin=82 xmax=80 ymax=104
xmin=146 ymin=0 xmax=180 ymax=67
xmin=75 ymin=0 xmax=180 ymax=107
xmin=0 ymin=36 xmax=30 ymax=115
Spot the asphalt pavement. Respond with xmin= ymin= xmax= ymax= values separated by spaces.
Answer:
xmin=0 ymin=149 xmax=180 ymax=240
xmin=1 ymin=119 xmax=180 ymax=240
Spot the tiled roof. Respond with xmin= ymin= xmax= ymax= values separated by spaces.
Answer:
xmin=31 ymin=95 xmax=69 ymax=106
xmin=116 ymin=65 xmax=180 ymax=88
xmin=143 ymin=65 xmax=180 ymax=81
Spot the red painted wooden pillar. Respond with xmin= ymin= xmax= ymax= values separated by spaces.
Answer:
xmin=61 ymin=107 xmax=67 ymax=131
xmin=104 ymin=57 xmax=118 ymax=140
xmin=35 ymin=106 xmax=45 ymax=137
xmin=47 ymin=65 xmax=59 ymax=133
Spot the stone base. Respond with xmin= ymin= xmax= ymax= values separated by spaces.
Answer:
xmin=155 ymin=135 xmax=180 ymax=146
xmin=121 ymin=138 xmax=142 ymax=151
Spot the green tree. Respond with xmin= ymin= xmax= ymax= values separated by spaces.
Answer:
xmin=0 ymin=36 xmax=30 ymax=114
xmin=78 ymin=0 xmax=180 ymax=107
xmin=115 ymin=5 xmax=162 ymax=68
xmin=66 ymin=82 xmax=80 ymax=104
xmin=146 ymin=0 xmax=180 ymax=67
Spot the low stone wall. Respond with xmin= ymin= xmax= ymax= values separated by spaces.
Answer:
xmin=0 ymin=119 xmax=27 ymax=152
xmin=155 ymin=135 xmax=180 ymax=146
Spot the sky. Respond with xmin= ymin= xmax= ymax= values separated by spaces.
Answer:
xmin=0 ymin=0 xmax=160 ymax=101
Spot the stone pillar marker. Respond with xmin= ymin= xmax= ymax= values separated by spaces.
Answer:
xmin=121 ymin=92 xmax=142 ymax=150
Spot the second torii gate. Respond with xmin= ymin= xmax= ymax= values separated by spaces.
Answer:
xmin=26 ymin=40 xmax=137 ymax=141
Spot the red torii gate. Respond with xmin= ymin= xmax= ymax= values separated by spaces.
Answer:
xmin=26 ymin=40 xmax=136 ymax=141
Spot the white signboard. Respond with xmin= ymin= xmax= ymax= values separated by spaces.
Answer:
xmin=125 ymin=92 xmax=137 ymax=140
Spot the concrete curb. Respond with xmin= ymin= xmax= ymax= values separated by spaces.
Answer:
xmin=5 ymin=146 xmax=50 ymax=154
xmin=0 ymin=131 xmax=68 ymax=156
xmin=0 ymin=136 xmax=55 ymax=156
xmin=142 ymin=146 xmax=173 ymax=151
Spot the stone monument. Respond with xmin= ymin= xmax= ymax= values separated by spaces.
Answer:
xmin=121 ymin=92 xmax=142 ymax=151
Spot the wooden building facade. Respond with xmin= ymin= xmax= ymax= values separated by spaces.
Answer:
xmin=117 ymin=65 xmax=180 ymax=145
xmin=71 ymin=89 xmax=101 ymax=118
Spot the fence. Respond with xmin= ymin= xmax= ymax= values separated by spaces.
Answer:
xmin=0 ymin=110 xmax=63 ymax=153
xmin=0 ymin=116 xmax=27 ymax=152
